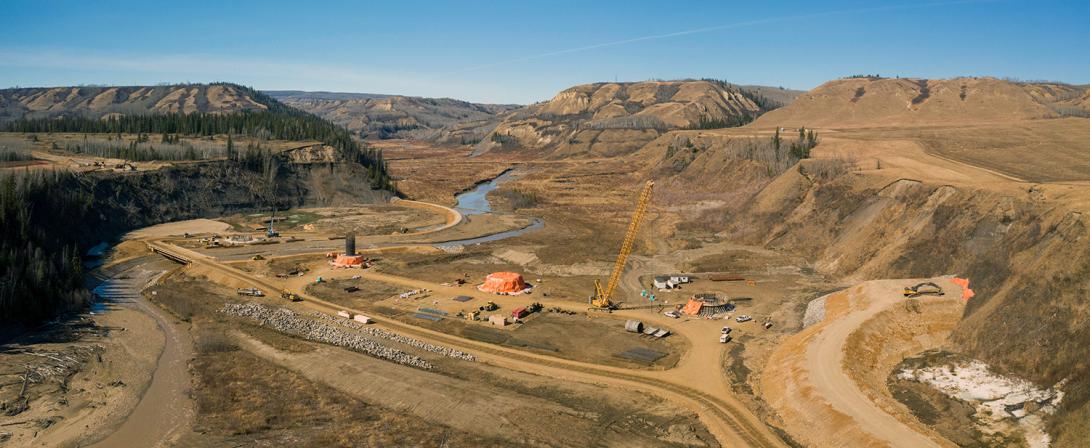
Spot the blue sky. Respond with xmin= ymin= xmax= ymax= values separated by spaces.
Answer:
xmin=1 ymin=0 xmax=1087 ymax=104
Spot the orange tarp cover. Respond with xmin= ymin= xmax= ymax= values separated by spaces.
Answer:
xmin=332 ymin=254 xmax=365 ymax=268
xmin=478 ymin=272 xmax=527 ymax=293
xmin=681 ymin=298 xmax=704 ymax=316
xmin=952 ymin=277 xmax=975 ymax=301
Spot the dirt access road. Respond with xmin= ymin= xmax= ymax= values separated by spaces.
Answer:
xmin=145 ymin=237 xmax=786 ymax=448
xmin=764 ymin=280 xmax=959 ymax=448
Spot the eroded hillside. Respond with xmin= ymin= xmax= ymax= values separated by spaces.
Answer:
xmin=474 ymin=80 xmax=782 ymax=157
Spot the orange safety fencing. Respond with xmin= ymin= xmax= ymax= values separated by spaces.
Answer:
xmin=952 ymin=277 xmax=975 ymax=301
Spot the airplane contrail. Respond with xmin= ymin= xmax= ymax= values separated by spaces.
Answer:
xmin=446 ymin=0 xmax=1002 ymax=75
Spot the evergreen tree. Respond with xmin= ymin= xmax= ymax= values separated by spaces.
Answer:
xmin=226 ymin=134 xmax=235 ymax=160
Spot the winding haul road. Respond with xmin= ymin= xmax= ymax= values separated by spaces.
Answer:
xmin=802 ymin=282 xmax=951 ymax=448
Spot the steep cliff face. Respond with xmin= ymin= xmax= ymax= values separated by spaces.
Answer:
xmin=0 ymin=84 xmax=271 ymax=121
xmin=475 ymin=80 xmax=769 ymax=157
xmin=79 ymin=155 xmax=389 ymax=243
xmin=722 ymin=167 xmax=1090 ymax=443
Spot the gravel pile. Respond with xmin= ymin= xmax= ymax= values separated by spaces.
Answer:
xmin=802 ymin=295 xmax=827 ymax=328
xmin=220 ymin=302 xmax=433 ymax=370
xmin=312 ymin=312 xmax=476 ymax=362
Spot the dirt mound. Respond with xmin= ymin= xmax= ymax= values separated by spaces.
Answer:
xmin=751 ymin=77 xmax=1071 ymax=128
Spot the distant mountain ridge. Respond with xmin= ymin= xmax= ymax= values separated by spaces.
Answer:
xmin=265 ymin=90 xmax=391 ymax=101
xmin=0 ymin=83 xmax=275 ymax=121
xmin=751 ymin=76 xmax=1090 ymax=128
xmin=267 ymin=91 xmax=521 ymax=142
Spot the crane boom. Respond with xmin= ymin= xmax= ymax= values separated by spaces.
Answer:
xmin=593 ymin=180 xmax=654 ymax=309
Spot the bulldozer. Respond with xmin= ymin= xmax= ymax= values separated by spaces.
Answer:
xmin=591 ymin=180 xmax=654 ymax=311
xmin=480 ymin=301 xmax=498 ymax=311
xmin=903 ymin=282 xmax=944 ymax=298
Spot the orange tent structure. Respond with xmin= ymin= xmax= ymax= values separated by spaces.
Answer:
xmin=478 ymin=272 xmax=528 ymax=294
xmin=681 ymin=298 xmax=704 ymax=316
xmin=332 ymin=254 xmax=366 ymax=268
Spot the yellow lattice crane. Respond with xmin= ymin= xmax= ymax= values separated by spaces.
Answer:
xmin=592 ymin=180 xmax=654 ymax=310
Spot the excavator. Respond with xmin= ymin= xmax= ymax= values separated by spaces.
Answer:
xmin=903 ymin=282 xmax=945 ymax=298
xmin=591 ymin=180 xmax=654 ymax=311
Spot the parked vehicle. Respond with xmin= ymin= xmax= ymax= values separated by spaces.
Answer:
xmin=735 ymin=315 xmax=752 ymax=323
xmin=719 ymin=334 xmax=732 ymax=343
xmin=721 ymin=326 xmax=732 ymax=334
xmin=664 ymin=310 xmax=680 ymax=318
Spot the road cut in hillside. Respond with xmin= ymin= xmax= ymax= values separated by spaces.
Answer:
xmin=762 ymin=278 xmax=965 ymax=448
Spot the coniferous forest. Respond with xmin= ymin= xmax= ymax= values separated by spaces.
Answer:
xmin=0 ymin=171 xmax=91 ymax=323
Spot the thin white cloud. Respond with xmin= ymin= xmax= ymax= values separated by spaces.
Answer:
xmin=0 ymin=49 xmax=429 ymax=92
xmin=446 ymin=0 xmax=1002 ymax=75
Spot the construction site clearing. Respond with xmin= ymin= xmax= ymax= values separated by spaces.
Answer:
xmin=17 ymin=107 xmax=1084 ymax=448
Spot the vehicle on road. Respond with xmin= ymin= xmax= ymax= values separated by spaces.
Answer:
xmin=236 ymin=287 xmax=264 ymax=297
xmin=281 ymin=290 xmax=303 ymax=302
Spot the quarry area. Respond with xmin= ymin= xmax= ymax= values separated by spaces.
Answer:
xmin=2 ymin=76 xmax=1090 ymax=448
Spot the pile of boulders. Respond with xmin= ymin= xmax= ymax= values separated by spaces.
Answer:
xmin=313 ymin=312 xmax=476 ymax=362
xmin=220 ymin=302 xmax=432 ymax=369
